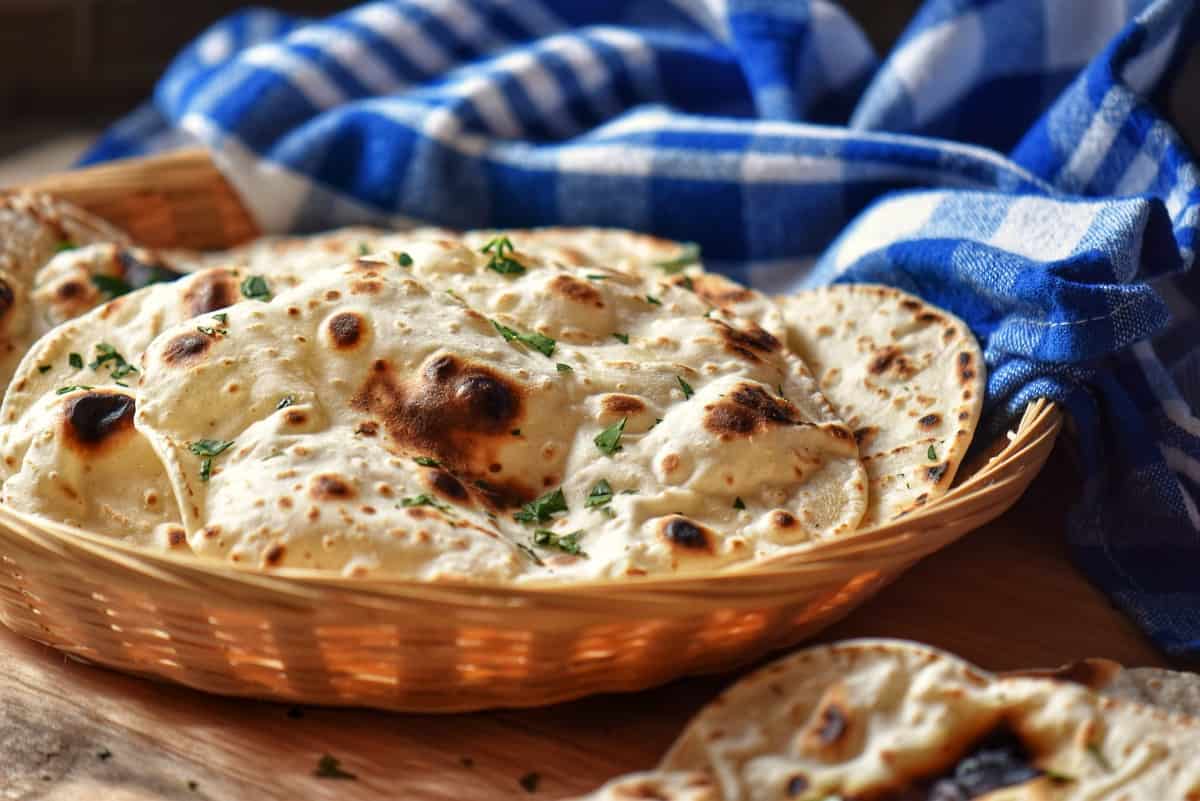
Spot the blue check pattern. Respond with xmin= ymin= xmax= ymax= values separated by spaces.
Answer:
xmin=83 ymin=0 xmax=1200 ymax=655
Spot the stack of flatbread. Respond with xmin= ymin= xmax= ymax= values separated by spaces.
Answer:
xmin=0 ymin=192 xmax=985 ymax=581
xmin=571 ymin=639 xmax=1200 ymax=800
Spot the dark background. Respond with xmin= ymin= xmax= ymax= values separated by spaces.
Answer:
xmin=0 ymin=0 xmax=922 ymax=155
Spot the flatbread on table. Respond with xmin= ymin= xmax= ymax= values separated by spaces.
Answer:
xmin=573 ymin=639 xmax=1200 ymax=800
xmin=780 ymin=284 xmax=985 ymax=527
xmin=132 ymin=244 xmax=866 ymax=580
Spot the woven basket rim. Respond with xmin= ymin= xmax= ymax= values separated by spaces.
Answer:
xmin=0 ymin=398 xmax=1059 ymax=599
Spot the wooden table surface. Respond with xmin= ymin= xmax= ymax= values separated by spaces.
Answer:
xmin=0 ymin=442 xmax=1172 ymax=801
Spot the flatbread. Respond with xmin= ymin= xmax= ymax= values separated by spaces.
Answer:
xmin=0 ymin=193 xmax=132 ymax=390
xmin=780 ymin=284 xmax=985 ymax=526
xmin=0 ymin=264 xmax=312 ymax=542
xmin=132 ymin=248 xmax=867 ymax=580
xmin=574 ymin=640 xmax=1200 ymax=800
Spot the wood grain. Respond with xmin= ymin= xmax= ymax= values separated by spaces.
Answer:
xmin=0 ymin=443 xmax=1170 ymax=800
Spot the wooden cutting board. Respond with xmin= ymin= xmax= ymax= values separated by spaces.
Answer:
xmin=0 ymin=443 xmax=1172 ymax=800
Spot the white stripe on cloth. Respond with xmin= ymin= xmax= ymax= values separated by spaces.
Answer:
xmin=887 ymin=12 xmax=985 ymax=126
xmin=831 ymin=192 xmax=943 ymax=272
xmin=288 ymin=26 xmax=405 ymax=95
xmin=1123 ymin=13 xmax=1183 ymax=92
xmin=241 ymin=44 xmax=346 ymax=108
xmin=1056 ymin=88 xmax=1135 ymax=193
xmin=989 ymin=196 xmax=1101 ymax=262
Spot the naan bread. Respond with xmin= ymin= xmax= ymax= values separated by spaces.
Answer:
xmin=781 ymin=285 xmax=984 ymax=526
xmin=574 ymin=640 xmax=1200 ymax=800
xmin=133 ymin=251 xmax=866 ymax=580
xmin=0 ymin=193 xmax=132 ymax=389
xmin=0 ymin=264 xmax=312 ymax=541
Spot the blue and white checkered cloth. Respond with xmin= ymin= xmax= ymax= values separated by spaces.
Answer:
xmin=82 ymin=0 xmax=1200 ymax=655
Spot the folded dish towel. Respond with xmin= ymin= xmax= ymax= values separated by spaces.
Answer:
xmin=82 ymin=0 xmax=1200 ymax=655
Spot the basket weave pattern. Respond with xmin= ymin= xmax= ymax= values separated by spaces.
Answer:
xmin=0 ymin=151 xmax=1061 ymax=711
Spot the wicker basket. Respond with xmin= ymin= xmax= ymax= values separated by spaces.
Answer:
xmin=0 ymin=149 xmax=1062 ymax=712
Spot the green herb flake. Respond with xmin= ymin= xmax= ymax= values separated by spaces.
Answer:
xmin=68 ymin=353 xmax=83 ymax=369
xmin=677 ymin=376 xmax=694 ymax=399
xmin=680 ymin=275 xmax=694 ymax=292
xmin=400 ymin=494 xmax=450 ymax=512
xmin=276 ymin=395 xmax=296 ymax=410
xmin=37 ymin=364 xmax=51 ymax=374
xmin=516 ymin=543 xmax=544 ymax=566
xmin=481 ymin=235 xmax=526 ymax=276
xmin=240 ymin=275 xmax=272 ymax=301
xmin=556 ymin=362 xmax=573 ymax=373
xmin=733 ymin=497 xmax=746 ymax=510
xmin=1044 ymin=769 xmax=1075 ymax=784
xmin=314 ymin=754 xmax=357 ymax=780
xmin=646 ymin=295 xmax=662 ymax=306
xmin=927 ymin=444 xmax=937 ymax=461
xmin=213 ymin=313 xmax=228 ymax=325
xmin=612 ymin=332 xmax=629 ymax=344
xmin=594 ymin=417 xmax=626 ymax=456
xmin=1086 ymin=743 xmax=1112 ymax=772
xmin=586 ymin=273 xmax=608 ymax=281
xmin=777 ymin=384 xmax=786 ymax=398
xmin=518 ymin=772 xmax=541 ymax=793
xmin=115 ymin=381 xmax=129 ymax=387
xmin=532 ymin=528 xmax=587 ymax=557
xmin=586 ymin=479 xmax=613 ymax=509
xmin=91 ymin=274 xmax=133 ymax=298
xmin=514 ymin=488 xmax=568 ymax=524
xmin=395 ymin=251 xmax=413 ymax=267
xmin=703 ymin=308 xmax=714 ymax=318
xmin=55 ymin=385 xmax=93 ymax=395
xmin=188 ymin=439 xmax=234 ymax=482
xmin=655 ymin=242 xmax=701 ymax=274
xmin=413 ymin=456 xmax=441 ymax=467
xmin=90 ymin=343 xmax=139 ymax=379
xmin=620 ymin=489 xmax=638 ymax=495
xmin=55 ymin=240 xmax=77 ymax=253
xmin=196 ymin=325 xmax=220 ymax=337
xmin=491 ymin=319 xmax=556 ymax=357
xmin=358 ymin=242 xmax=370 ymax=256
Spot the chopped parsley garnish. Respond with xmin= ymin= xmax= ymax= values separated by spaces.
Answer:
xmin=214 ymin=313 xmax=228 ymax=325
xmin=1044 ymin=770 xmax=1075 ymax=783
xmin=400 ymin=494 xmax=450 ymax=512
xmin=481 ymin=235 xmax=525 ymax=276
xmin=585 ymin=479 xmax=613 ymax=508
xmin=514 ymin=488 xmax=567 ymax=524
xmin=37 ymin=364 xmax=50 ymax=373
xmin=115 ymin=381 xmax=129 ymax=387
xmin=533 ymin=528 xmax=587 ymax=557
xmin=1086 ymin=743 xmax=1111 ymax=771
xmin=68 ymin=353 xmax=83 ymax=369
xmin=777 ymin=384 xmax=786 ymax=397
xmin=90 ymin=343 xmax=138 ymax=379
xmin=620 ymin=489 xmax=637 ymax=495
xmin=196 ymin=325 xmax=221 ymax=337
xmin=395 ymin=251 xmax=413 ymax=267
xmin=517 ymin=543 xmax=545 ymax=566
xmin=491 ymin=320 xmax=556 ymax=357
xmin=655 ymin=242 xmax=701 ymax=274
xmin=240 ymin=275 xmax=271 ymax=301
xmin=612 ymin=332 xmax=629 ymax=344
xmin=733 ymin=497 xmax=746 ymax=510
xmin=703 ymin=308 xmax=714 ymax=318
xmin=586 ymin=274 xmax=608 ymax=281
xmin=594 ymin=417 xmax=626 ymax=456
xmin=358 ymin=242 xmax=370 ymax=256
xmin=55 ymin=385 xmax=93 ymax=395
xmin=556 ymin=362 xmax=573 ymax=373
xmin=413 ymin=456 xmax=441 ymax=467
xmin=927 ymin=444 xmax=937 ymax=461
xmin=651 ymin=417 xmax=662 ymax=428
xmin=314 ymin=754 xmax=357 ymax=780
xmin=55 ymin=240 xmax=77 ymax=253
xmin=646 ymin=295 xmax=662 ymax=306
xmin=188 ymin=439 xmax=234 ymax=482
xmin=518 ymin=772 xmax=541 ymax=793
xmin=91 ymin=274 xmax=133 ymax=298
xmin=677 ymin=376 xmax=694 ymax=399
xmin=680 ymin=275 xmax=694 ymax=292
xmin=276 ymin=395 xmax=296 ymax=410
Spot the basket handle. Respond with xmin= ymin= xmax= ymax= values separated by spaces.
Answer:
xmin=18 ymin=148 xmax=260 ymax=250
